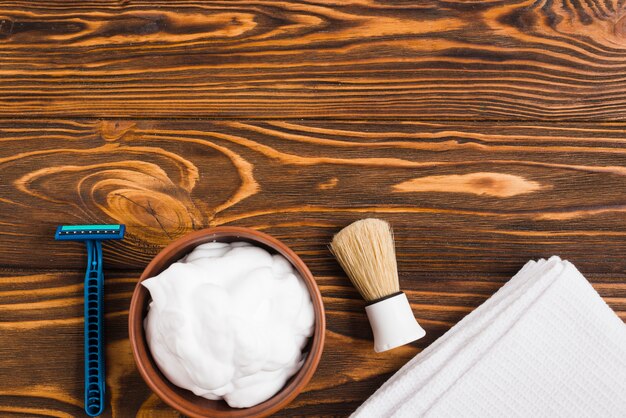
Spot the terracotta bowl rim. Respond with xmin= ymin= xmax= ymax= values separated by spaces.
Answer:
xmin=128 ymin=226 xmax=326 ymax=418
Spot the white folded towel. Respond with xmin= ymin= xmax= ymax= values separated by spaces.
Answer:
xmin=352 ymin=256 xmax=626 ymax=418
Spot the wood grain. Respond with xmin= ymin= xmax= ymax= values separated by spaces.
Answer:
xmin=3 ymin=119 xmax=626 ymax=274
xmin=2 ymin=1 xmax=626 ymax=415
xmin=0 ymin=268 xmax=623 ymax=417
xmin=2 ymin=0 xmax=626 ymax=119
xmin=1 ymin=118 xmax=625 ymax=415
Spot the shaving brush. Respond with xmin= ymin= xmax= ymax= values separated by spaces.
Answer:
xmin=330 ymin=218 xmax=425 ymax=352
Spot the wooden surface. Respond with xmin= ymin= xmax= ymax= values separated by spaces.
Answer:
xmin=1 ymin=1 xmax=626 ymax=417
xmin=2 ymin=0 xmax=626 ymax=120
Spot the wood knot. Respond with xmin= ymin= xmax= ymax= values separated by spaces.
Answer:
xmin=614 ymin=15 xmax=626 ymax=38
xmin=99 ymin=121 xmax=136 ymax=142
xmin=0 ymin=18 xmax=14 ymax=38
xmin=492 ymin=0 xmax=626 ymax=46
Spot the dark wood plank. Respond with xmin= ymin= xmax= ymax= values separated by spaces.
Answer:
xmin=3 ymin=119 xmax=626 ymax=273
xmin=0 ymin=268 xmax=623 ymax=417
xmin=1 ymin=0 xmax=626 ymax=120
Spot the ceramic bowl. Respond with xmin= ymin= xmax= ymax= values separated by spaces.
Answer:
xmin=129 ymin=227 xmax=325 ymax=418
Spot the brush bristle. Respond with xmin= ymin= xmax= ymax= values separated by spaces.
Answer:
xmin=330 ymin=218 xmax=399 ymax=302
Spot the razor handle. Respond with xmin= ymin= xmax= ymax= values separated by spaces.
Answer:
xmin=83 ymin=240 xmax=106 ymax=416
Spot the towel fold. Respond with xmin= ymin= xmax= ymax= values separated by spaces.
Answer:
xmin=352 ymin=256 xmax=626 ymax=418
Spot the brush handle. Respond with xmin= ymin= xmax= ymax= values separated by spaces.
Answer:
xmin=83 ymin=240 xmax=106 ymax=417
xmin=365 ymin=292 xmax=426 ymax=353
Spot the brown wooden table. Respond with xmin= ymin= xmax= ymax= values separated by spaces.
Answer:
xmin=1 ymin=0 xmax=626 ymax=416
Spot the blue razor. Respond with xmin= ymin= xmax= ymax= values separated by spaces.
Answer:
xmin=55 ymin=224 xmax=125 ymax=417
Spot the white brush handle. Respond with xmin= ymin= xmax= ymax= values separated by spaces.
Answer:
xmin=365 ymin=292 xmax=426 ymax=353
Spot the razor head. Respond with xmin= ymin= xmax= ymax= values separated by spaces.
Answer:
xmin=55 ymin=224 xmax=125 ymax=241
